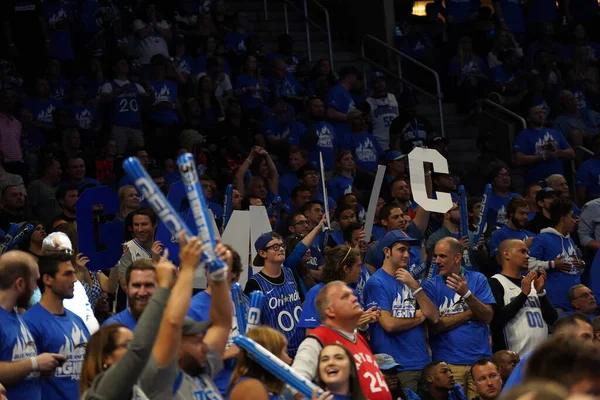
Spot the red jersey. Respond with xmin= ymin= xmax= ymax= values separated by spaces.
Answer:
xmin=310 ymin=326 xmax=392 ymax=400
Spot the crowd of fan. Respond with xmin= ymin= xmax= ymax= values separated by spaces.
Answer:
xmin=1 ymin=0 xmax=600 ymax=399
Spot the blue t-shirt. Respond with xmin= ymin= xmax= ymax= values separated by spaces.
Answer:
xmin=291 ymin=121 xmax=337 ymax=173
xmin=348 ymin=264 xmax=371 ymax=304
xmin=267 ymin=74 xmax=304 ymax=98
xmin=48 ymin=77 xmax=71 ymax=102
xmin=0 ymin=308 xmax=41 ymax=399
xmin=43 ymin=2 xmax=74 ymax=61
xmin=500 ymin=0 xmax=525 ymax=32
xmin=489 ymin=226 xmax=536 ymax=257
xmin=341 ymin=133 xmax=383 ymax=172
xmin=529 ymin=231 xmax=582 ymax=310
xmin=26 ymin=98 xmax=62 ymax=128
xmin=23 ymin=304 xmax=91 ymax=400
xmin=67 ymin=104 xmax=98 ymax=130
xmin=278 ymin=173 xmax=298 ymax=202
xmin=298 ymin=282 xmax=364 ymax=329
xmin=236 ymin=74 xmax=264 ymax=110
xmin=325 ymin=84 xmax=355 ymax=138
xmin=487 ymin=191 xmax=520 ymax=228
xmin=422 ymin=270 xmax=495 ymax=365
xmin=576 ymin=158 xmax=600 ymax=197
xmin=446 ymin=0 xmax=480 ymax=23
xmin=103 ymin=308 xmax=137 ymax=330
xmin=327 ymin=175 xmax=354 ymax=203
xmin=502 ymin=352 xmax=529 ymax=392
xmin=150 ymin=79 xmax=179 ymax=125
xmin=111 ymin=81 xmax=143 ymax=128
xmin=364 ymin=269 xmax=431 ymax=371
xmin=224 ymin=32 xmax=251 ymax=55
xmin=514 ymin=127 xmax=571 ymax=184
xmin=264 ymin=116 xmax=301 ymax=141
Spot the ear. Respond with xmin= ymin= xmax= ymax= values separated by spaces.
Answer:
xmin=426 ymin=375 xmax=433 ymax=384
xmin=324 ymin=305 xmax=335 ymax=319
xmin=42 ymin=273 xmax=53 ymax=289
xmin=381 ymin=219 xmax=388 ymax=228
xmin=13 ymin=276 xmax=25 ymax=292
xmin=383 ymin=247 xmax=390 ymax=259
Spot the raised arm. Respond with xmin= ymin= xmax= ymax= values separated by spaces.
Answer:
xmin=255 ymin=147 xmax=279 ymax=195
xmin=234 ymin=147 xmax=259 ymax=198
xmin=151 ymin=235 xmax=203 ymax=367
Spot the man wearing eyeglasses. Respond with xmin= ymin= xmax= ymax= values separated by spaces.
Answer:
xmin=486 ymin=166 xmax=520 ymax=229
xmin=563 ymin=284 xmax=598 ymax=321
xmin=243 ymin=232 xmax=305 ymax=358
xmin=287 ymin=212 xmax=325 ymax=271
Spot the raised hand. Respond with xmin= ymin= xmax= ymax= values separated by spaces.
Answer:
xmin=521 ymin=270 xmax=536 ymax=296
xmin=151 ymin=241 xmax=164 ymax=262
xmin=446 ymin=273 xmax=469 ymax=296
xmin=155 ymin=249 xmax=177 ymax=288
xmin=395 ymin=268 xmax=419 ymax=291
xmin=75 ymin=253 xmax=90 ymax=269
xmin=178 ymin=232 xmax=204 ymax=272
xmin=533 ymin=269 xmax=547 ymax=293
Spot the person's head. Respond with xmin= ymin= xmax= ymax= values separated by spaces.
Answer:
xmin=303 ymin=200 xmax=324 ymax=225
xmin=390 ymin=178 xmax=411 ymax=202
xmin=568 ymin=284 xmax=597 ymax=317
xmin=232 ymin=189 xmax=243 ymax=210
xmin=338 ymin=194 xmax=359 ymax=215
xmin=288 ymin=148 xmax=308 ymax=172
xmin=471 ymin=359 xmax=503 ymax=400
xmin=549 ymin=198 xmax=576 ymax=233
xmin=41 ymin=155 xmax=63 ymax=184
xmin=385 ymin=151 xmax=407 ymax=177
xmin=498 ymin=239 xmax=530 ymax=271
xmin=334 ymin=151 xmax=355 ymax=175
xmin=56 ymin=184 xmax=79 ymax=214
xmin=527 ymin=105 xmax=546 ymax=127
xmin=307 ymin=97 xmax=325 ymax=119
xmin=35 ymin=77 xmax=50 ymax=98
xmin=198 ymin=175 xmax=215 ymax=199
xmin=37 ymin=253 xmax=77 ymax=299
xmin=0 ymin=250 xmax=40 ymax=309
xmin=244 ymin=54 xmax=257 ymax=73
xmin=296 ymin=164 xmax=319 ymax=188
xmin=66 ymin=156 xmax=86 ymax=181
xmin=381 ymin=230 xmax=419 ymax=270
xmin=525 ymin=336 xmax=600 ymax=396
xmin=233 ymin=9 xmax=248 ymax=29
xmin=229 ymin=326 xmax=289 ymax=394
xmin=317 ymin=344 xmax=366 ymax=399
xmin=1 ymin=185 xmax=25 ymax=211
xmin=272 ymin=59 xmax=287 ymax=79
xmin=507 ymin=197 xmax=529 ymax=229
xmin=491 ymin=350 xmax=520 ymax=383
xmin=559 ymin=90 xmax=578 ymax=114
xmin=491 ymin=166 xmax=511 ymax=191
xmin=80 ymin=323 xmax=134 ymax=395
xmin=322 ymin=245 xmax=362 ymax=284
xmin=63 ymin=128 xmax=81 ymax=151
xmin=339 ymin=66 xmax=359 ymax=89
xmin=423 ymin=361 xmax=455 ymax=391
xmin=433 ymin=237 xmax=463 ymax=277
xmin=374 ymin=354 xmax=401 ymax=394
xmin=315 ymin=281 xmax=362 ymax=324
xmin=333 ymin=204 xmax=357 ymax=231
xmin=0 ymin=88 xmax=16 ymax=113
xmin=197 ymin=75 xmax=214 ymax=94
xmin=342 ymin=222 xmax=363 ymax=248
xmin=433 ymin=172 xmax=455 ymax=191
xmin=127 ymin=208 xmax=158 ymax=243
xmin=290 ymin=186 xmax=312 ymax=210
xmin=443 ymin=202 xmax=461 ymax=227
xmin=253 ymin=232 xmax=285 ymax=267
xmin=553 ymin=313 xmax=594 ymax=342
xmin=524 ymin=183 xmax=542 ymax=209
xmin=132 ymin=148 xmax=150 ymax=170
xmin=124 ymin=260 xmax=156 ymax=317
xmin=288 ymin=213 xmax=310 ymax=235
xmin=467 ymin=197 xmax=482 ymax=223
xmin=347 ymin=110 xmax=367 ymax=132
xmin=546 ymin=174 xmax=569 ymax=198
xmin=18 ymin=222 xmax=47 ymax=253
xmin=247 ymin=176 xmax=268 ymax=200
xmin=379 ymin=204 xmax=405 ymax=232
xmin=536 ymin=188 xmax=558 ymax=211
xmin=372 ymin=72 xmax=387 ymax=95
xmin=118 ymin=184 xmax=140 ymax=212
xmin=501 ymin=379 xmax=571 ymax=400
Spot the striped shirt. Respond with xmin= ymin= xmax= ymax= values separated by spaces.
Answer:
xmin=0 ymin=112 xmax=22 ymax=163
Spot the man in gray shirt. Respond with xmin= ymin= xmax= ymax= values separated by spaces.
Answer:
xmin=578 ymin=198 xmax=600 ymax=255
xmin=27 ymin=156 xmax=62 ymax=226
xmin=138 ymin=237 xmax=233 ymax=399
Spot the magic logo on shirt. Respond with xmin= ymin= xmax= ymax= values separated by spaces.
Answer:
xmin=355 ymin=139 xmax=377 ymax=162
xmin=56 ymin=323 xmax=87 ymax=380
xmin=76 ymin=109 xmax=93 ymax=129
xmin=392 ymin=285 xmax=416 ymax=318
xmin=534 ymin=132 xmax=558 ymax=155
xmin=438 ymin=292 xmax=469 ymax=316
xmin=496 ymin=205 xmax=508 ymax=225
xmin=37 ymin=104 xmax=56 ymax=124
xmin=155 ymin=85 xmax=171 ymax=104
xmin=316 ymin=125 xmax=333 ymax=148
xmin=13 ymin=319 xmax=38 ymax=378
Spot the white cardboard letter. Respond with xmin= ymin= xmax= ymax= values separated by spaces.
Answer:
xmin=408 ymin=148 xmax=453 ymax=214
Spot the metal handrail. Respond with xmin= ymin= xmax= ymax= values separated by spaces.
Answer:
xmin=361 ymin=34 xmax=445 ymax=137
xmin=264 ymin=0 xmax=334 ymax=69
xmin=479 ymin=99 xmax=526 ymax=131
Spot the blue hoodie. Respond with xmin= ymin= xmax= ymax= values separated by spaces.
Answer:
xmin=528 ymin=228 xmax=583 ymax=310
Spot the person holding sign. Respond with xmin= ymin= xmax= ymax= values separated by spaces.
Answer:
xmin=365 ymin=231 xmax=440 ymax=392
xmin=422 ymin=237 xmax=495 ymax=399
xmin=244 ymin=232 xmax=305 ymax=358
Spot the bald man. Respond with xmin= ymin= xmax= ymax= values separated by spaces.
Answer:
xmin=489 ymin=239 xmax=558 ymax=356
xmin=491 ymin=350 xmax=520 ymax=384
xmin=0 ymin=251 xmax=65 ymax=399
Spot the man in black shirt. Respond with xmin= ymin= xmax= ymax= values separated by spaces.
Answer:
xmin=525 ymin=188 xmax=557 ymax=234
xmin=0 ymin=185 xmax=26 ymax=232
xmin=48 ymin=184 xmax=77 ymax=229
xmin=489 ymin=239 xmax=558 ymax=356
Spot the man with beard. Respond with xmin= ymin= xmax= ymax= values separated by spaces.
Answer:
xmin=471 ymin=359 xmax=502 ymax=400
xmin=138 ymin=235 xmax=232 ymax=399
xmin=0 ymin=251 xmax=66 ymax=399
xmin=49 ymin=184 xmax=78 ymax=228
xmin=23 ymin=253 xmax=91 ymax=400
xmin=418 ymin=361 xmax=467 ymax=400
xmin=489 ymin=239 xmax=557 ymax=356
xmin=489 ymin=197 xmax=535 ymax=260
xmin=103 ymin=260 xmax=156 ymax=330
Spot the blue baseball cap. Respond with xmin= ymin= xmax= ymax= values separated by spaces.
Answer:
xmin=380 ymin=230 xmax=420 ymax=250
xmin=384 ymin=150 xmax=406 ymax=163
xmin=371 ymin=71 xmax=386 ymax=83
xmin=253 ymin=232 xmax=281 ymax=266
xmin=375 ymin=354 xmax=402 ymax=370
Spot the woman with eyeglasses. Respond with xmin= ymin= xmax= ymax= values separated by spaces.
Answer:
xmin=298 ymin=244 xmax=378 ymax=336
xmin=310 ymin=344 xmax=367 ymax=400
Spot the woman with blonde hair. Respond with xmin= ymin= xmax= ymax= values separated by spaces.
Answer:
xmin=227 ymin=326 xmax=291 ymax=400
xmin=118 ymin=185 xmax=140 ymax=220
